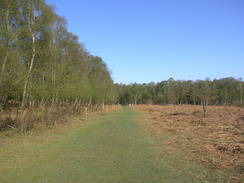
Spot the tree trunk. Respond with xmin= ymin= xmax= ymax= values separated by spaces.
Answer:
xmin=102 ymin=102 xmax=105 ymax=111
xmin=1 ymin=8 xmax=10 ymax=74
xmin=1 ymin=51 xmax=9 ymax=74
xmin=22 ymin=33 xmax=36 ymax=107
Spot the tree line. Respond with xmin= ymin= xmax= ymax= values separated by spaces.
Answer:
xmin=0 ymin=0 xmax=116 ymax=110
xmin=115 ymin=77 xmax=244 ymax=106
xmin=1 ymin=0 xmax=243 ymax=111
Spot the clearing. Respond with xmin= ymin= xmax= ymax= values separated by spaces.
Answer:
xmin=0 ymin=107 xmax=243 ymax=182
xmin=134 ymin=105 xmax=244 ymax=183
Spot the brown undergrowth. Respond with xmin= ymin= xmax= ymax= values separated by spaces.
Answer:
xmin=134 ymin=104 xmax=244 ymax=182
xmin=0 ymin=105 xmax=120 ymax=134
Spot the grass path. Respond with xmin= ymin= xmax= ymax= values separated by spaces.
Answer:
xmin=1 ymin=108 xmax=204 ymax=183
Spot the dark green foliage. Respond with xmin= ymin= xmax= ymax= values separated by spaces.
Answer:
xmin=116 ymin=77 xmax=244 ymax=105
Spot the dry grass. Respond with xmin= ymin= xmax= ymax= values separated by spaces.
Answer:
xmin=0 ymin=104 xmax=120 ymax=134
xmin=134 ymin=104 xmax=244 ymax=182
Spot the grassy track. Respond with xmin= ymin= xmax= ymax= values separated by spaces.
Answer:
xmin=1 ymin=108 xmax=214 ymax=183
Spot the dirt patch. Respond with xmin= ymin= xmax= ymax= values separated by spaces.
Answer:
xmin=134 ymin=104 xmax=244 ymax=182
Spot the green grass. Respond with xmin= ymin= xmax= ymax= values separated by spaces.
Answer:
xmin=0 ymin=107 xmax=221 ymax=183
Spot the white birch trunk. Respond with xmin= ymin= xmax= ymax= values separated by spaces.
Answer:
xmin=22 ymin=33 xmax=36 ymax=107
xmin=1 ymin=8 xmax=10 ymax=74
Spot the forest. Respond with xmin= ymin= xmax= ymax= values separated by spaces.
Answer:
xmin=0 ymin=0 xmax=116 ymax=132
xmin=0 ymin=1 xmax=243 ymax=182
xmin=0 ymin=0 xmax=243 ymax=132
xmin=116 ymin=77 xmax=244 ymax=105
xmin=0 ymin=0 xmax=116 ymax=108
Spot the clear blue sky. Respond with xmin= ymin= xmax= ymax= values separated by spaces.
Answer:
xmin=46 ymin=0 xmax=244 ymax=84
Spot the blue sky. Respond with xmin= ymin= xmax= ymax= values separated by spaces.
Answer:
xmin=46 ymin=0 xmax=244 ymax=84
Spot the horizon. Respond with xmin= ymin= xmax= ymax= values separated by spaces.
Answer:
xmin=1 ymin=1 xmax=244 ymax=181
xmin=46 ymin=0 xmax=244 ymax=84
xmin=114 ymin=76 xmax=243 ymax=85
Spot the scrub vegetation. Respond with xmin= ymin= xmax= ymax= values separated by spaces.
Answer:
xmin=134 ymin=105 xmax=244 ymax=182
xmin=0 ymin=0 xmax=243 ymax=182
xmin=2 ymin=108 xmax=240 ymax=183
